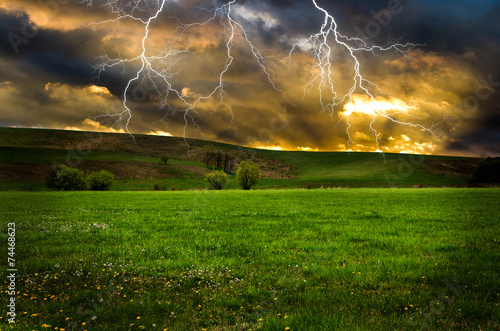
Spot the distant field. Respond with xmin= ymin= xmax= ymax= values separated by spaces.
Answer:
xmin=0 ymin=128 xmax=482 ymax=190
xmin=1 ymin=189 xmax=499 ymax=330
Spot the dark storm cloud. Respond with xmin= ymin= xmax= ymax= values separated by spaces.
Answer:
xmin=1 ymin=14 xmax=96 ymax=57
xmin=1 ymin=0 xmax=499 ymax=156
xmin=369 ymin=0 xmax=500 ymax=156
xmin=252 ymin=0 xmax=500 ymax=62
xmin=24 ymin=51 xmax=93 ymax=83
xmin=0 ymin=7 xmax=134 ymax=98
xmin=455 ymin=106 xmax=500 ymax=157
xmin=0 ymin=9 xmax=93 ymax=83
xmin=235 ymin=0 xmax=401 ymax=37
xmin=448 ymin=133 xmax=500 ymax=158
xmin=0 ymin=10 xmax=34 ymax=56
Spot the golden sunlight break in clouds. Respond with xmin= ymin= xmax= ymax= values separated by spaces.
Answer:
xmin=147 ymin=131 xmax=173 ymax=137
xmin=64 ymin=119 xmax=125 ymax=134
xmin=342 ymin=95 xmax=417 ymax=117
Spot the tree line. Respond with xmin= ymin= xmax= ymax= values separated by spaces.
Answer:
xmin=203 ymin=152 xmax=235 ymax=173
xmin=45 ymin=152 xmax=262 ymax=192
xmin=205 ymin=161 xmax=261 ymax=191
xmin=201 ymin=151 xmax=261 ymax=190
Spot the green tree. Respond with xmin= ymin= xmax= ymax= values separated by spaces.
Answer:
xmin=46 ymin=164 xmax=87 ymax=191
xmin=160 ymin=156 xmax=169 ymax=165
xmin=88 ymin=170 xmax=115 ymax=191
xmin=204 ymin=170 xmax=227 ymax=190
xmin=236 ymin=161 xmax=261 ymax=190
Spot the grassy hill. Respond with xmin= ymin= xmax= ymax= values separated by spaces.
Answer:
xmin=0 ymin=127 xmax=482 ymax=190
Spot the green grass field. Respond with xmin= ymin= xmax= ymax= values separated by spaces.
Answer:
xmin=1 ymin=189 xmax=499 ymax=330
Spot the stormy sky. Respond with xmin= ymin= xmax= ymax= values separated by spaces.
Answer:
xmin=1 ymin=0 xmax=499 ymax=156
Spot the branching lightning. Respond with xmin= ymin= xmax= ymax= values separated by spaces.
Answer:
xmin=84 ymin=0 xmax=436 ymax=151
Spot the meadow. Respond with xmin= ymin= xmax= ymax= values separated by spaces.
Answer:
xmin=1 ymin=188 xmax=499 ymax=330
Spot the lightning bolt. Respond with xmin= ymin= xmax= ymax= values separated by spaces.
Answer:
xmin=84 ymin=0 xmax=434 ymax=151
xmin=284 ymin=0 xmax=430 ymax=151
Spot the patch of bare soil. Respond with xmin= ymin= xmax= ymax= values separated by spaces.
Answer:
xmin=79 ymin=161 xmax=204 ymax=180
xmin=254 ymin=158 xmax=299 ymax=179
xmin=422 ymin=158 xmax=481 ymax=179
xmin=0 ymin=163 xmax=51 ymax=182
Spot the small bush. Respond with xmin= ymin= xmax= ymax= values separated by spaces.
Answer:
xmin=46 ymin=164 xmax=87 ymax=191
xmin=236 ymin=161 xmax=261 ymax=190
xmin=87 ymin=170 xmax=114 ymax=191
xmin=204 ymin=170 xmax=227 ymax=190
xmin=160 ymin=156 xmax=169 ymax=165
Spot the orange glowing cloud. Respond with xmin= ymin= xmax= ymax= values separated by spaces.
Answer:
xmin=63 ymin=118 xmax=126 ymax=134
xmin=74 ymin=119 xmax=126 ymax=133
xmin=253 ymin=145 xmax=285 ymax=151
xmin=86 ymin=85 xmax=112 ymax=97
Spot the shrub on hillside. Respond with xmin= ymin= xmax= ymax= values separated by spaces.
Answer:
xmin=204 ymin=170 xmax=227 ymax=190
xmin=236 ymin=161 xmax=261 ymax=190
xmin=46 ymin=164 xmax=87 ymax=191
xmin=470 ymin=157 xmax=500 ymax=184
xmin=88 ymin=170 xmax=114 ymax=191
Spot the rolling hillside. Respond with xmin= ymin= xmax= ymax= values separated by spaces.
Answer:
xmin=0 ymin=128 xmax=482 ymax=190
